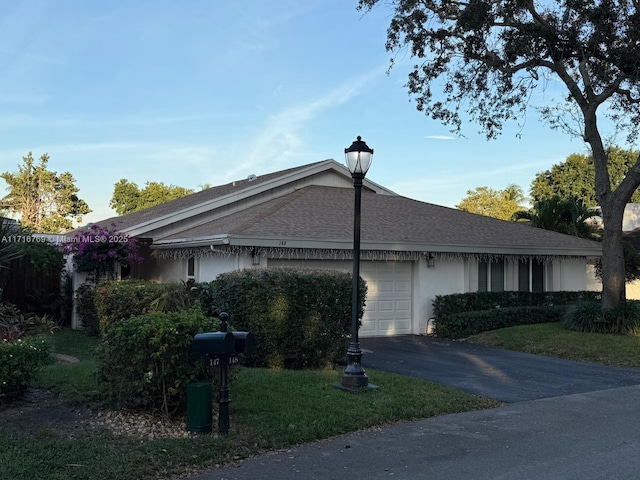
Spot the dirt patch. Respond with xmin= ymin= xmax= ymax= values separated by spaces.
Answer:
xmin=0 ymin=388 xmax=100 ymax=438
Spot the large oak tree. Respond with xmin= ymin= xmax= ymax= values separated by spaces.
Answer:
xmin=359 ymin=0 xmax=640 ymax=309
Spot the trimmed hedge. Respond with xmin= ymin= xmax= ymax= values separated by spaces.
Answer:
xmin=94 ymin=279 xmax=194 ymax=330
xmin=436 ymin=306 xmax=566 ymax=339
xmin=197 ymin=268 xmax=366 ymax=369
xmin=95 ymin=310 xmax=218 ymax=418
xmin=433 ymin=291 xmax=601 ymax=339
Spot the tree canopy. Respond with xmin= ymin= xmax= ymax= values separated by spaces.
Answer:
xmin=0 ymin=153 xmax=91 ymax=233
xmin=530 ymin=147 xmax=640 ymax=206
xmin=457 ymin=184 xmax=526 ymax=220
xmin=512 ymin=195 xmax=601 ymax=239
xmin=359 ymin=0 xmax=640 ymax=308
xmin=110 ymin=179 xmax=194 ymax=215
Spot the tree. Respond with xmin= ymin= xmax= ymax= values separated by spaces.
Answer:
xmin=531 ymin=147 xmax=640 ymax=205
xmin=110 ymin=179 xmax=194 ymax=215
xmin=359 ymin=0 xmax=640 ymax=309
xmin=512 ymin=195 xmax=601 ymax=239
xmin=456 ymin=184 xmax=526 ymax=220
xmin=0 ymin=153 xmax=91 ymax=233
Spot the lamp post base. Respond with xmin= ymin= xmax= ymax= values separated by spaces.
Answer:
xmin=334 ymin=351 xmax=378 ymax=392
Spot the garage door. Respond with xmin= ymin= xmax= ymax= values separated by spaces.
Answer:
xmin=267 ymin=259 xmax=413 ymax=337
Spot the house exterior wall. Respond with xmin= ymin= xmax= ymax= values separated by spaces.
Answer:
xmin=417 ymin=257 xmax=466 ymax=335
xmin=553 ymin=258 xmax=592 ymax=291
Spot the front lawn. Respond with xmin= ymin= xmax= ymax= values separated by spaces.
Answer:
xmin=467 ymin=321 xmax=640 ymax=369
xmin=0 ymin=329 xmax=498 ymax=480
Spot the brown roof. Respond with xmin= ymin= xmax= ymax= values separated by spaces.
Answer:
xmin=87 ymin=161 xmax=329 ymax=232
xmin=159 ymin=185 xmax=602 ymax=254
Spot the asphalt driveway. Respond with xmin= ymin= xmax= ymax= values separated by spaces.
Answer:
xmin=194 ymin=337 xmax=640 ymax=480
xmin=361 ymin=335 xmax=640 ymax=402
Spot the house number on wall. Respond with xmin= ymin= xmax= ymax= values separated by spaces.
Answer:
xmin=278 ymin=240 xmax=287 ymax=246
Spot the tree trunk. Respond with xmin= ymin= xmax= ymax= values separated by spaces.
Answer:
xmin=600 ymin=202 xmax=626 ymax=309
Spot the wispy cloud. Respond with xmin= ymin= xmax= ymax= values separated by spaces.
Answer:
xmin=426 ymin=135 xmax=457 ymax=141
xmin=235 ymin=66 xmax=384 ymax=178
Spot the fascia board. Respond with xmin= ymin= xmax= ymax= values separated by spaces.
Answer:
xmin=221 ymin=235 xmax=603 ymax=257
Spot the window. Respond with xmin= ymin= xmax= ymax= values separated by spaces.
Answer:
xmin=187 ymin=256 xmax=196 ymax=281
xmin=518 ymin=258 xmax=545 ymax=292
xmin=478 ymin=260 xmax=504 ymax=292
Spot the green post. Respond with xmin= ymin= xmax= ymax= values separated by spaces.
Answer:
xmin=186 ymin=381 xmax=212 ymax=434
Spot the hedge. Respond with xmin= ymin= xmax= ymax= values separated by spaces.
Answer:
xmin=95 ymin=310 xmax=218 ymax=418
xmin=197 ymin=268 xmax=366 ymax=369
xmin=94 ymin=279 xmax=194 ymax=330
xmin=433 ymin=291 xmax=601 ymax=339
xmin=435 ymin=305 xmax=567 ymax=339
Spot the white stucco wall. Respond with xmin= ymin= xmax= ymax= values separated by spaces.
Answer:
xmin=553 ymin=258 xmax=592 ymax=291
xmin=416 ymin=257 xmax=467 ymax=334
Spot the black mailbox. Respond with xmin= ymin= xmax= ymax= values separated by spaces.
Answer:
xmin=192 ymin=332 xmax=236 ymax=357
xmin=232 ymin=332 xmax=256 ymax=354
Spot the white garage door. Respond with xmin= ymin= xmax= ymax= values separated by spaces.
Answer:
xmin=267 ymin=259 xmax=413 ymax=337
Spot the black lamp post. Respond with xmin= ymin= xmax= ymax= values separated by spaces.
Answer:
xmin=335 ymin=136 xmax=377 ymax=392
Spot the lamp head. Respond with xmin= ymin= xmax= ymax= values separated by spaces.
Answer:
xmin=345 ymin=136 xmax=373 ymax=176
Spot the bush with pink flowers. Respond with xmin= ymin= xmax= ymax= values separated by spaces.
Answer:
xmin=63 ymin=223 xmax=144 ymax=281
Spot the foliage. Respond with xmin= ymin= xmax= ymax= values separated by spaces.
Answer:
xmin=197 ymin=268 xmax=365 ymax=369
xmin=456 ymin=184 xmax=526 ymax=220
xmin=0 ymin=301 xmax=58 ymax=342
xmin=594 ymin=239 xmax=640 ymax=284
xmin=94 ymin=279 xmax=196 ymax=330
xmin=530 ymin=148 xmax=640 ymax=206
xmin=511 ymin=195 xmax=601 ymax=239
xmin=358 ymin=0 xmax=640 ymax=309
xmin=0 ymin=152 xmax=91 ymax=233
xmin=0 ymin=218 xmax=24 ymax=288
xmin=435 ymin=305 xmax=566 ymax=339
xmin=75 ymin=283 xmax=100 ymax=336
xmin=95 ymin=310 xmax=218 ymax=418
xmin=63 ymin=223 xmax=145 ymax=281
xmin=562 ymin=300 xmax=640 ymax=335
xmin=433 ymin=290 xmax=601 ymax=339
xmin=0 ymin=335 xmax=51 ymax=402
xmin=110 ymin=178 xmax=194 ymax=215
xmin=432 ymin=290 xmax=601 ymax=320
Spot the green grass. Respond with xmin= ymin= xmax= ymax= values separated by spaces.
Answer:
xmin=467 ymin=322 xmax=640 ymax=369
xmin=32 ymin=329 xmax=101 ymax=402
xmin=0 ymin=329 xmax=498 ymax=480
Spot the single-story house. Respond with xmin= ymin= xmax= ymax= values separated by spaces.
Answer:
xmin=72 ymin=159 xmax=602 ymax=335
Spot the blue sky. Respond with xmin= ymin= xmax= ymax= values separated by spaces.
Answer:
xmin=0 ymin=0 xmax=598 ymax=225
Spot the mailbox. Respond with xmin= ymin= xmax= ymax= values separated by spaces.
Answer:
xmin=232 ymin=332 xmax=256 ymax=354
xmin=192 ymin=332 xmax=235 ymax=357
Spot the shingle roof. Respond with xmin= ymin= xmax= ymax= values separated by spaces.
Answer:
xmin=89 ymin=161 xmax=329 ymax=232
xmin=158 ymin=185 xmax=602 ymax=254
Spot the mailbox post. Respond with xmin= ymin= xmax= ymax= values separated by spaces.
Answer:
xmin=189 ymin=312 xmax=255 ymax=435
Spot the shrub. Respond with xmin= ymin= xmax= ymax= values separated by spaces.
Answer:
xmin=432 ymin=291 xmax=601 ymax=339
xmin=562 ymin=301 xmax=640 ymax=335
xmin=94 ymin=279 xmax=195 ymax=330
xmin=62 ymin=223 xmax=144 ymax=281
xmin=435 ymin=305 xmax=566 ymax=339
xmin=0 ymin=301 xmax=58 ymax=341
xmin=198 ymin=268 xmax=364 ymax=369
xmin=75 ymin=283 xmax=100 ymax=336
xmin=0 ymin=336 xmax=51 ymax=403
xmin=95 ymin=310 xmax=219 ymax=418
